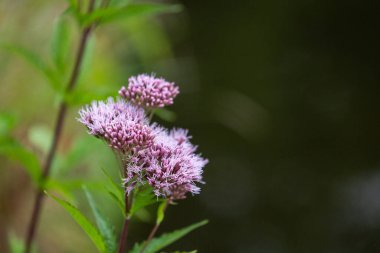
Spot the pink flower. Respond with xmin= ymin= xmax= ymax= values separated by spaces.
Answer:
xmin=78 ymin=98 xmax=153 ymax=153
xmin=119 ymin=74 xmax=179 ymax=108
xmin=141 ymin=128 xmax=208 ymax=200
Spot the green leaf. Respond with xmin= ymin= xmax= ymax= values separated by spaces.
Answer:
xmin=156 ymin=200 xmax=168 ymax=225
xmin=28 ymin=125 xmax=52 ymax=154
xmin=129 ymin=220 xmax=208 ymax=253
xmin=47 ymin=192 xmax=106 ymax=253
xmin=0 ymin=141 xmax=41 ymax=185
xmin=51 ymin=15 xmax=71 ymax=74
xmin=8 ymin=233 xmax=24 ymax=253
xmin=129 ymin=185 xmax=156 ymax=218
xmin=65 ymin=0 xmax=78 ymax=9
xmin=83 ymin=186 xmax=117 ymax=253
xmin=45 ymin=179 xmax=103 ymax=204
xmin=0 ymin=112 xmax=16 ymax=138
xmin=101 ymin=168 xmax=125 ymax=215
xmin=154 ymin=109 xmax=176 ymax=122
xmin=0 ymin=42 xmax=61 ymax=91
xmin=81 ymin=3 xmax=183 ymax=27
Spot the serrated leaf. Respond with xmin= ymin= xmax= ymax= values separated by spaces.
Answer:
xmin=107 ymin=190 xmax=125 ymax=216
xmin=83 ymin=186 xmax=117 ymax=253
xmin=102 ymin=168 xmax=125 ymax=215
xmin=0 ymin=43 xmax=61 ymax=91
xmin=51 ymin=15 xmax=71 ymax=74
xmin=81 ymin=3 xmax=182 ymax=27
xmin=0 ymin=141 xmax=41 ymax=185
xmin=129 ymin=220 xmax=208 ymax=253
xmin=129 ymin=185 xmax=156 ymax=218
xmin=47 ymin=193 xmax=106 ymax=253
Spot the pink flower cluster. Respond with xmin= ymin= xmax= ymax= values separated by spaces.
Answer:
xmin=79 ymin=74 xmax=207 ymax=200
xmin=78 ymin=98 xmax=153 ymax=153
xmin=126 ymin=128 xmax=208 ymax=199
xmin=118 ymin=74 xmax=179 ymax=108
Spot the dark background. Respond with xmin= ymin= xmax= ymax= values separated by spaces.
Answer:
xmin=1 ymin=0 xmax=380 ymax=252
xmin=165 ymin=0 xmax=380 ymax=252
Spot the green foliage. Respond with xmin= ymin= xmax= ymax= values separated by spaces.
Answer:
xmin=129 ymin=185 xmax=156 ymax=218
xmin=0 ymin=112 xmax=16 ymax=138
xmin=102 ymin=168 xmax=125 ymax=215
xmin=47 ymin=193 xmax=106 ymax=253
xmin=0 ymin=42 xmax=61 ymax=91
xmin=52 ymin=136 xmax=95 ymax=176
xmin=0 ymin=141 xmax=42 ymax=186
xmin=156 ymin=200 xmax=168 ymax=225
xmin=8 ymin=233 xmax=24 ymax=253
xmin=129 ymin=220 xmax=208 ymax=253
xmin=83 ymin=186 xmax=117 ymax=253
xmin=28 ymin=125 xmax=52 ymax=154
xmin=51 ymin=14 xmax=72 ymax=74
xmin=81 ymin=3 xmax=183 ymax=27
xmin=109 ymin=0 xmax=132 ymax=7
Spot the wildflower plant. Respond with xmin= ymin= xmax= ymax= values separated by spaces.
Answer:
xmin=0 ymin=1 xmax=208 ymax=253
xmin=77 ymin=75 xmax=208 ymax=253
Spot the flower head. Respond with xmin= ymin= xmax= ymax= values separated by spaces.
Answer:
xmin=141 ymin=128 xmax=208 ymax=200
xmin=119 ymin=74 xmax=180 ymax=108
xmin=78 ymin=98 xmax=153 ymax=153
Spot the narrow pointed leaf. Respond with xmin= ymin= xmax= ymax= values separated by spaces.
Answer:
xmin=83 ymin=186 xmax=117 ymax=253
xmin=0 ymin=43 xmax=61 ymax=91
xmin=129 ymin=220 xmax=208 ymax=253
xmin=129 ymin=185 xmax=156 ymax=218
xmin=47 ymin=193 xmax=106 ymax=253
xmin=0 ymin=141 xmax=41 ymax=185
xmin=101 ymin=168 xmax=125 ymax=214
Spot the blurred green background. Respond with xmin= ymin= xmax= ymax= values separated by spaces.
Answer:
xmin=1 ymin=0 xmax=380 ymax=252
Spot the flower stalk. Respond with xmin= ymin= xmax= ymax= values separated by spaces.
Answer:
xmin=140 ymin=200 xmax=169 ymax=253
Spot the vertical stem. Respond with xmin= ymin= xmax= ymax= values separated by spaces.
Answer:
xmin=140 ymin=200 xmax=169 ymax=253
xmin=24 ymin=1 xmax=96 ymax=253
xmin=118 ymin=191 xmax=131 ymax=253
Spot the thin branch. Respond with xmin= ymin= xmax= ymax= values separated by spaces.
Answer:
xmin=24 ymin=1 xmax=96 ymax=252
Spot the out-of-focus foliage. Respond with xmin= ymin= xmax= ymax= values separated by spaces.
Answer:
xmin=129 ymin=220 xmax=208 ymax=253
xmin=0 ymin=0 xmax=189 ymax=252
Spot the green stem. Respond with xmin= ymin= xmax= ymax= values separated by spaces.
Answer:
xmin=140 ymin=200 xmax=169 ymax=253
